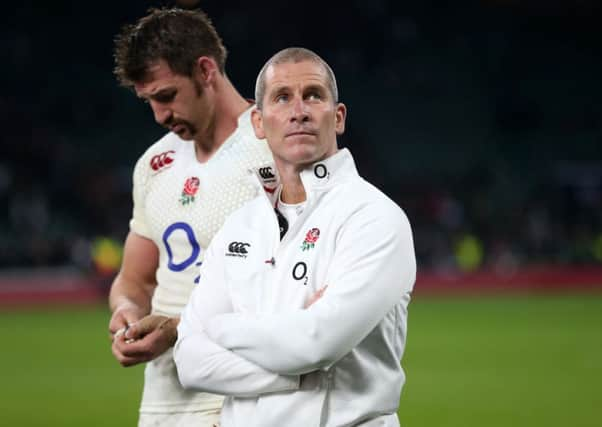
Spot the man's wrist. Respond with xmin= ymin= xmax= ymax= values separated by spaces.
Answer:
xmin=159 ymin=316 xmax=180 ymax=347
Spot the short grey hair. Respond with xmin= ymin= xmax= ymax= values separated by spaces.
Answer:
xmin=254 ymin=47 xmax=338 ymax=110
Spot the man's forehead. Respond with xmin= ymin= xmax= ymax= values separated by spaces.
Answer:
xmin=134 ymin=60 xmax=179 ymax=96
xmin=265 ymin=61 xmax=328 ymax=89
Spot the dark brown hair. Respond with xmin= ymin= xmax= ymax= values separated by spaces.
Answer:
xmin=113 ymin=7 xmax=227 ymax=87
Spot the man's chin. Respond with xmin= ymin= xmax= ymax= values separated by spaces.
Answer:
xmin=173 ymin=128 xmax=194 ymax=140
xmin=276 ymin=149 xmax=325 ymax=168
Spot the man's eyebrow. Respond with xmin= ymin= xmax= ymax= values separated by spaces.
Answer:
xmin=268 ymin=82 xmax=327 ymax=95
xmin=138 ymin=87 xmax=176 ymax=99
xmin=268 ymin=84 xmax=290 ymax=95
xmin=303 ymin=84 xmax=327 ymax=93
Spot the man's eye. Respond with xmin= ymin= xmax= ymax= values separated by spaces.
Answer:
xmin=307 ymin=92 xmax=321 ymax=101
xmin=275 ymin=94 xmax=289 ymax=103
xmin=155 ymin=92 xmax=176 ymax=103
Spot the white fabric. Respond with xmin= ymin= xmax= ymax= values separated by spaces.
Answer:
xmin=175 ymin=149 xmax=416 ymax=427
xmin=129 ymin=107 xmax=275 ymax=414
xmin=138 ymin=407 xmax=220 ymax=427
xmin=276 ymin=198 xmax=305 ymax=231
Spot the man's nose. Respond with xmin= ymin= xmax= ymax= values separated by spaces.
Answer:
xmin=151 ymin=101 xmax=172 ymax=126
xmin=290 ymin=98 xmax=310 ymax=122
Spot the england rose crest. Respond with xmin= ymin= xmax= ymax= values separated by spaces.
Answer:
xmin=301 ymin=228 xmax=320 ymax=251
xmin=179 ymin=177 xmax=200 ymax=205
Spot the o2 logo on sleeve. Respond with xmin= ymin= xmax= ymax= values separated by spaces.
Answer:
xmin=162 ymin=222 xmax=202 ymax=283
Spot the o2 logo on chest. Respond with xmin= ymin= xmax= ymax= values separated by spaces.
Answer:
xmin=292 ymin=261 xmax=309 ymax=286
xmin=162 ymin=222 xmax=202 ymax=283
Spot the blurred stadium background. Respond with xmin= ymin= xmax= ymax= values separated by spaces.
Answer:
xmin=1 ymin=0 xmax=601 ymax=425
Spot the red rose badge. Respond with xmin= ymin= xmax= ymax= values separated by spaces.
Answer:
xmin=301 ymin=228 xmax=320 ymax=251
xmin=180 ymin=177 xmax=200 ymax=205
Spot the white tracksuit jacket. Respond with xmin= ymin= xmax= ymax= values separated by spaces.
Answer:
xmin=175 ymin=148 xmax=416 ymax=427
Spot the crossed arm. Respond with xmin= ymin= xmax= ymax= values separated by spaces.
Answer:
xmin=173 ymin=227 xmax=300 ymax=397
xmin=175 ymin=204 xmax=416 ymax=390
xmin=205 ymin=206 xmax=416 ymax=375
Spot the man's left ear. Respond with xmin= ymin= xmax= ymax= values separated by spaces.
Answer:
xmin=195 ymin=56 xmax=218 ymax=87
xmin=251 ymin=107 xmax=266 ymax=139
xmin=335 ymin=103 xmax=347 ymax=135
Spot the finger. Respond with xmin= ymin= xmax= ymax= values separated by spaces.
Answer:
xmin=115 ymin=330 xmax=164 ymax=358
xmin=109 ymin=314 xmax=129 ymax=335
xmin=113 ymin=326 xmax=128 ymax=339
xmin=124 ymin=321 xmax=142 ymax=340
xmin=112 ymin=343 xmax=148 ymax=367
xmin=109 ymin=327 xmax=126 ymax=342
xmin=126 ymin=315 xmax=166 ymax=339
xmin=114 ymin=336 xmax=148 ymax=357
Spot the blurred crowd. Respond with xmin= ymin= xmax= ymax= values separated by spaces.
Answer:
xmin=1 ymin=0 xmax=601 ymax=274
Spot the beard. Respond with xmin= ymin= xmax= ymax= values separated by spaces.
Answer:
xmin=167 ymin=80 xmax=204 ymax=139
xmin=166 ymin=119 xmax=197 ymax=139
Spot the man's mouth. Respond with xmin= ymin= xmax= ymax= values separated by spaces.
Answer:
xmin=171 ymin=124 xmax=186 ymax=134
xmin=285 ymin=130 xmax=316 ymax=138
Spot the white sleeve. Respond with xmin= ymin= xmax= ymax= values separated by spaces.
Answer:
xmin=128 ymin=156 xmax=152 ymax=239
xmin=174 ymin=226 xmax=300 ymax=396
xmin=206 ymin=204 xmax=416 ymax=375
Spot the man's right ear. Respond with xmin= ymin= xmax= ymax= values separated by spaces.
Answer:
xmin=251 ymin=107 xmax=266 ymax=139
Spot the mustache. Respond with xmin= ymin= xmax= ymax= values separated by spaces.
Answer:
xmin=163 ymin=118 xmax=193 ymax=130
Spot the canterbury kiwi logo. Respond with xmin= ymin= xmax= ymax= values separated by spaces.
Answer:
xmin=259 ymin=167 xmax=276 ymax=181
xmin=150 ymin=150 xmax=175 ymax=171
xmin=227 ymin=242 xmax=251 ymax=257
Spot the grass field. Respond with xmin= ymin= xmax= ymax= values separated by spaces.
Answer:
xmin=1 ymin=294 xmax=600 ymax=426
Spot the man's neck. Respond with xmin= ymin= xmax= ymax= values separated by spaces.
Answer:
xmin=278 ymin=163 xmax=307 ymax=204
xmin=194 ymin=77 xmax=251 ymax=163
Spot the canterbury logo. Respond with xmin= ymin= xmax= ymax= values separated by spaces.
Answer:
xmin=228 ymin=242 xmax=251 ymax=255
xmin=258 ymin=167 xmax=276 ymax=180
xmin=150 ymin=150 xmax=175 ymax=171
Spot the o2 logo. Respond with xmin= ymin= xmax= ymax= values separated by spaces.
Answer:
xmin=292 ymin=261 xmax=309 ymax=286
xmin=162 ymin=222 xmax=203 ymax=283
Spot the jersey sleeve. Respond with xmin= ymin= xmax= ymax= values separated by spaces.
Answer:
xmin=128 ymin=155 xmax=152 ymax=239
xmin=174 ymin=222 xmax=300 ymax=396
xmin=206 ymin=202 xmax=416 ymax=375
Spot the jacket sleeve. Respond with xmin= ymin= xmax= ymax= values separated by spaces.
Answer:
xmin=206 ymin=202 xmax=416 ymax=375
xmin=173 ymin=225 xmax=300 ymax=396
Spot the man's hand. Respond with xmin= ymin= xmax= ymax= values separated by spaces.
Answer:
xmin=109 ymin=302 xmax=146 ymax=366
xmin=111 ymin=314 xmax=179 ymax=367
xmin=109 ymin=302 xmax=146 ymax=338
xmin=107 ymin=232 xmax=160 ymax=367
xmin=305 ymin=285 xmax=328 ymax=309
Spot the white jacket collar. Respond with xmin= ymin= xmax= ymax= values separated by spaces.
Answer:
xmin=250 ymin=148 xmax=359 ymax=205
xmin=299 ymin=148 xmax=358 ymax=193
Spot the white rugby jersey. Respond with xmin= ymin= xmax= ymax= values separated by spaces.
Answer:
xmin=129 ymin=108 xmax=274 ymax=414
xmin=175 ymin=149 xmax=417 ymax=426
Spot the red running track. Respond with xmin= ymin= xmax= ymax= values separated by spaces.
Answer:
xmin=1 ymin=266 xmax=601 ymax=307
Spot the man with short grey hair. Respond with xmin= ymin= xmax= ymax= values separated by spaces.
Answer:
xmin=254 ymin=47 xmax=339 ymax=110
xmin=175 ymin=47 xmax=417 ymax=427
